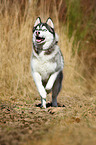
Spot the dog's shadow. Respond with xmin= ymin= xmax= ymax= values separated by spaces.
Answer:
xmin=35 ymin=102 xmax=65 ymax=108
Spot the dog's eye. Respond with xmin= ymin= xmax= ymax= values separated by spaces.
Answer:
xmin=33 ymin=27 xmax=39 ymax=33
xmin=35 ymin=29 xmax=39 ymax=31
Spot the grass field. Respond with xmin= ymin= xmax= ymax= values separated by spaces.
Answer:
xmin=0 ymin=0 xmax=96 ymax=145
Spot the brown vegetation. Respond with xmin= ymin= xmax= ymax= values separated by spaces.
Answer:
xmin=0 ymin=0 xmax=96 ymax=145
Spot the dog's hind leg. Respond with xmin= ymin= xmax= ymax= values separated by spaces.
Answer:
xmin=52 ymin=71 xmax=63 ymax=107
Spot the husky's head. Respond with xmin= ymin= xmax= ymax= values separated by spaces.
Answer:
xmin=33 ymin=17 xmax=58 ymax=50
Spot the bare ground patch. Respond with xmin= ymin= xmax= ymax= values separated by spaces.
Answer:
xmin=0 ymin=93 xmax=96 ymax=145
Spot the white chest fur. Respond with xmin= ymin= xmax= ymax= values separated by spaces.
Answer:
xmin=31 ymin=50 xmax=57 ymax=80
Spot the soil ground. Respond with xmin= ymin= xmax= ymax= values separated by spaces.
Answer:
xmin=0 ymin=92 xmax=96 ymax=145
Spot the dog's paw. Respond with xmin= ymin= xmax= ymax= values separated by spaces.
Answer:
xmin=41 ymin=98 xmax=46 ymax=109
xmin=40 ymin=104 xmax=46 ymax=109
xmin=52 ymin=102 xmax=58 ymax=107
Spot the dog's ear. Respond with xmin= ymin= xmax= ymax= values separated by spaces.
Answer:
xmin=34 ymin=17 xmax=41 ymax=27
xmin=46 ymin=17 xmax=54 ymax=28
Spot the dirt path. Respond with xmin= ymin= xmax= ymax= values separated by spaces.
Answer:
xmin=0 ymin=100 xmax=64 ymax=145
xmin=0 ymin=93 xmax=96 ymax=145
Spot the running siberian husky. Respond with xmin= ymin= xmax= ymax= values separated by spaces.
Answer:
xmin=31 ymin=17 xmax=64 ymax=108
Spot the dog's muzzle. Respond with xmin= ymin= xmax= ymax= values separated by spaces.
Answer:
xmin=36 ymin=36 xmax=45 ymax=43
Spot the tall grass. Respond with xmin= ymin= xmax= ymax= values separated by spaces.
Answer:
xmin=65 ymin=0 xmax=96 ymax=89
xmin=0 ymin=0 xmax=95 ymax=101
xmin=0 ymin=0 xmax=36 ymax=99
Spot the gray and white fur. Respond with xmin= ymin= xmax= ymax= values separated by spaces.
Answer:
xmin=31 ymin=17 xmax=64 ymax=108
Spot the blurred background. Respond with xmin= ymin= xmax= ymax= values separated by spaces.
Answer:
xmin=0 ymin=0 xmax=96 ymax=98
xmin=0 ymin=0 xmax=96 ymax=145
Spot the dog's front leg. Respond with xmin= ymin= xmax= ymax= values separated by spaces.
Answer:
xmin=32 ymin=72 xmax=47 ymax=108
xmin=45 ymin=71 xmax=59 ymax=91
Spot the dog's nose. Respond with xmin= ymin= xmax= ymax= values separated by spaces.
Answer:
xmin=36 ymin=31 xmax=40 ymax=35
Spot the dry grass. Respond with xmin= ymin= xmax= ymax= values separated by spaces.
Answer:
xmin=0 ymin=0 xmax=36 ymax=99
xmin=1 ymin=0 xmax=94 ymax=100
xmin=0 ymin=1 xmax=96 ymax=145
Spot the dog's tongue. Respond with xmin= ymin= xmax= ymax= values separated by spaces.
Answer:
xmin=36 ymin=39 xmax=42 ymax=42
xmin=36 ymin=36 xmax=45 ymax=43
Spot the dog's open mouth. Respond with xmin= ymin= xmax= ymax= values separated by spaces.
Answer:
xmin=36 ymin=36 xmax=45 ymax=43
